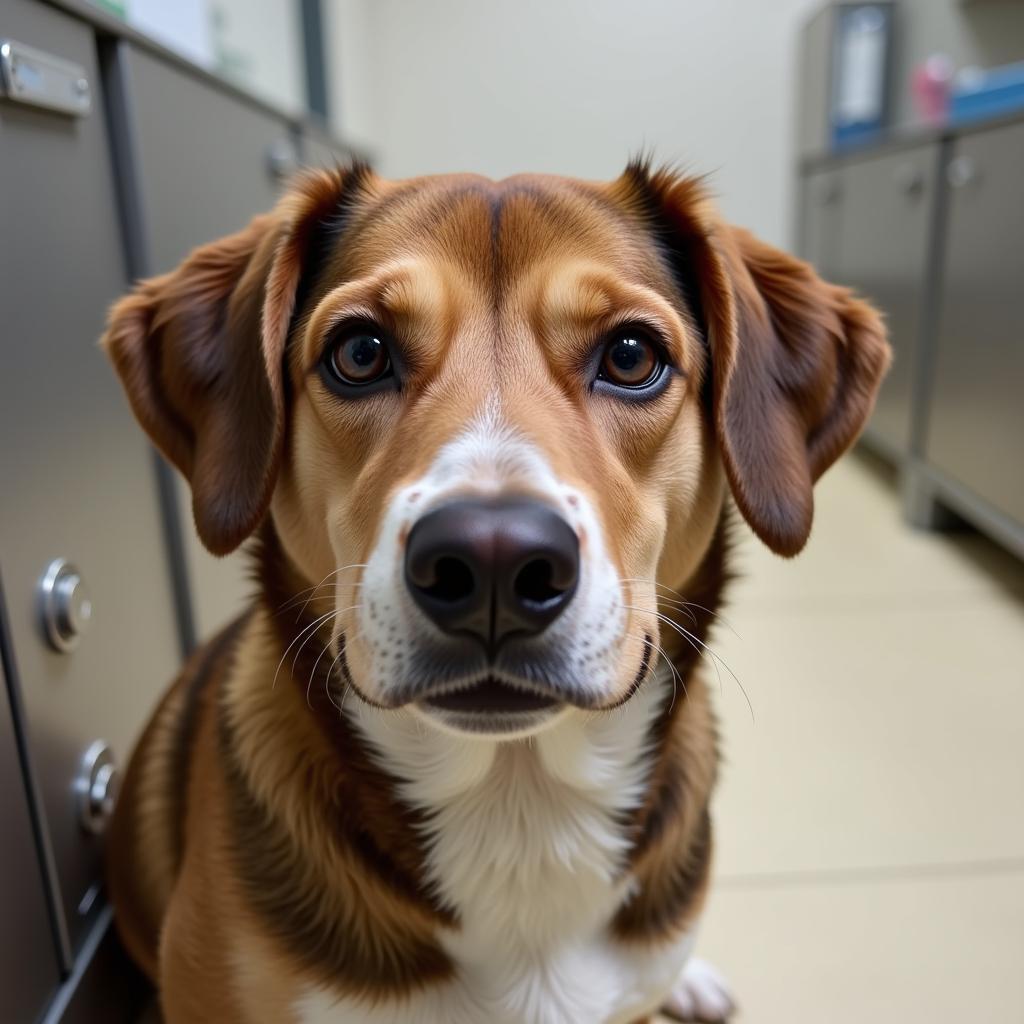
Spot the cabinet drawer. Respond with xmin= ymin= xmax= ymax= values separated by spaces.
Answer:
xmin=125 ymin=45 xmax=297 ymax=642
xmin=925 ymin=121 xmax=1024 ymax=524
xmin=798 ymin=168 xmax=842 ymax=278
xmin=0 ymin=615 xmax=59 ymax=1020
xmin=832 ymin=145 xmax=938 ymax=456
xmin=0 ymin=0 xmax=181 ymax=954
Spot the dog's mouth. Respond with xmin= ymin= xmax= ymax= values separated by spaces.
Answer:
xmin=422 ymin=675 xmax=560 ymax=715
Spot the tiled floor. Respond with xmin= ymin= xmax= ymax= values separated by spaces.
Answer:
xmin=689 ymin=452 xmax=1024 ymax=1022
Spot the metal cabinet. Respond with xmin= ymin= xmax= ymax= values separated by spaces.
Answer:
xmin=0 ymin=603 xmax=59 ymax=1023
xmin=831 ymin=145 xmax=939 ymax=458
xmin=798 ymin=168 xmax=842 ymax=279
xmin=123 ymin=44 xmax=297 ymax=642
xmin=299 ymin=124 xmax=358 ymax=169
xmin=0 ymin=0 xmax=181 ymax=956
xmin=925 ymin=121 xmax=1024 ymax=526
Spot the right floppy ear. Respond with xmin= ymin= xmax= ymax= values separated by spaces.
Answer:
xmin=616 ymin=162 xmax=889 ymax=557
xmin=102 ymin=166 xmax=368 ymax=555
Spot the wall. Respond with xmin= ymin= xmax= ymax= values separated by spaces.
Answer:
xmin=210 ymin=0 xmax=306 ymax=114
xmin=324 ymin=0 xmax=822 ymax=249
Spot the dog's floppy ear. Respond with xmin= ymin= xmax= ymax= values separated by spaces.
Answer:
xmin=102 ymin=167 xmax=366 ymax=555
xmin=625 ymin=165 xmax=890 ymax=556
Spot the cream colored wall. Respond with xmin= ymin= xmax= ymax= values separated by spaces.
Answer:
xmin=324 ymin=0 xmax=822 ymax=248
xmin=210 ymin=0 xmax=306 ymax=114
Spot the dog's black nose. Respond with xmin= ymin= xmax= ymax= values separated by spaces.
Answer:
xmin=404 ymin=497 xmax=579 ymax=654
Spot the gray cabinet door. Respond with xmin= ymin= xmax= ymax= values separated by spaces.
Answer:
xmin=925 ymin=122 xmax=1024 ymax=524
xmin=0 ymin=608 xmax=59 ymax=1022
xmin=832 ymin=145 xmax=938 ymax=456
xmin=798 ymin=168 xmax=842 ymax=280
xmin=125 ymin=46 xmax=297 ymax=642
xmin=0 ymin=0 xmax=181 ymax=954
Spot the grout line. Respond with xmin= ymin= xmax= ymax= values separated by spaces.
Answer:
xmin=715 ymin=856 xmax=1024 ymax=891
xmin=720 ymin=589 xmax=1024 ymax=618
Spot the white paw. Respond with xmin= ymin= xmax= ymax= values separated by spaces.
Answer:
xmin=661 ymin=957 xmax=736 ymax=1022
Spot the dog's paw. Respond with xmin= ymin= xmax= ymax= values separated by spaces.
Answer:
xmin=660 ymin=957 xmax=736 ymax=1022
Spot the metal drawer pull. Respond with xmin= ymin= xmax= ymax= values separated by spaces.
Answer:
xmin=0 ymin=39 xmax=91 ymax=117
xmin=894 ymin=164 xmax=925 ymax=196
xmin=266 ymin=137 xmax=299 ymax=182
xmin=947 ymin=155 xmax=979 ymax=190
xmin=38 ymin=558 xmax=92 ymax=652
xmin=816 ymin=178 xmax=841 ymax=206
xmin=76 ymin=741 xmax=121 ymax=835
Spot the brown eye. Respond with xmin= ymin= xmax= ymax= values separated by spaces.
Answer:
xmin=325 ymin=331 xmax=392 ymax=386
xmin=599 ymin=331 xmax=661 ymax=388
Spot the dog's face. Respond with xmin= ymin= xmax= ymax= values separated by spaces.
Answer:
xmin=104 ymin=163 xmax=888 ymax=738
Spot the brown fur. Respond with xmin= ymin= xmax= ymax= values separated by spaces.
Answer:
xmin=102 ymin=161 xmax=888 ymax=1020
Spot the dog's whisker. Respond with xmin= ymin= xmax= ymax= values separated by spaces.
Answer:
xmin=622 ymin=578 xmax=697 ymax=628
xmin=619 ymin=578 xmax=741 ymax=637
xmin=272 ymin=565 xmax=367 ymax=614
xmin=620 ymin=604 xmax=754 ymax=723
xmin=277 ymin=590 xmax=357 ymax=610
xmin=630 ymin=605 xmax=727 ymax=706
xmin=293 ymin=564 xmax=368 ymax=620
xmin=622 ymin=630 xmax=687 ymax=714
xmin=275 ymin=583 xmax=364 ymax=616
xmin=271 ymin=610 xmax=338 ymax=691
xmin=306 ymin=607 xmax=365 ymax=706
xmin=324 ymin=645 xmax=349 ymax=714
xmin=294 ymin=603 xmax=362 ymax=680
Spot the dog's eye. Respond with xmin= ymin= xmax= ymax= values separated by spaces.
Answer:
xmin=324 ymin=330 xmax=392 ymax=387
xmin=598 ymin=330 xmax=662 ymax=389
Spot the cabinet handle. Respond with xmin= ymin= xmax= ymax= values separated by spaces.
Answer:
xmin=894 ymin=163 xmax=925 ymax=197
xmin=0 ymin=39 xmax=91 ymax=117
xmin=947 ymin=155 xmax=979 ymax=190
xmin=76 ymin=741 xmax=121 ymax=835
xmin=38 ymin=558 xmax=92 ymax=652
xmin=816 ymin=178 xmax=842 ymax=206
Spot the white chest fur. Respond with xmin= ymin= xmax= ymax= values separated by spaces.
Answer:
xmin=296 ymin=669 xmax=694 ymax=1024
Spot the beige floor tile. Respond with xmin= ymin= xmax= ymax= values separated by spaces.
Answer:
xmin=708 ymin=595 xmax=1024 ymax=877
xmin=695 ymin=868 xmax=1024 ymax=1022
xmin=701 ymin=449 xmax=1024 ymax=879
xmin=727 ymin=453 xmax=1024 ymax=614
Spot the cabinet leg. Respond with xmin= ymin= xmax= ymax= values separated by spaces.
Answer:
xmin=901 ymin=460 xmax=960 ymax=531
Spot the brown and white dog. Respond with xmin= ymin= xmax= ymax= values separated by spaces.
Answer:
xmin=101 ymin=161 xmax=888 ymax=1024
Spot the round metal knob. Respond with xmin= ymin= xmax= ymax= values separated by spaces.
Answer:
xmin=76 ymin=741 xmax=120 ymax=835
xmin=947 ymin=155 xmax=979 ymax=190
xmin=266 ymin=138 xmax=299 ymax=183
xmin=38 ymin=559 xmax=92 ymax=652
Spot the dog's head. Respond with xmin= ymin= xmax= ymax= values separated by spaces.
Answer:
xmin=103 ymin=162 xmax=888 ymax=737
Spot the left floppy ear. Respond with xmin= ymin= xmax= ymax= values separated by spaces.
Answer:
xmin=624 ymin=166 xmax=890 ymax=557
xmin=102 ymin=167 xmax=367 ymax=555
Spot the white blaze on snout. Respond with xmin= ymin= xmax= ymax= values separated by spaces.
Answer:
xmin=354 ymin=400 xmax=625 ymax=703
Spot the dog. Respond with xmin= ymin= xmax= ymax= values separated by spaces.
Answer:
xmin=101 ymin=160 xmax=889 ymax=1023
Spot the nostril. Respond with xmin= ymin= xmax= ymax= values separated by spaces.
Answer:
xmin=420 ymin=556 xmax=476 ymax=604
xmin=513 ymin=558 xmax=565 ymax=607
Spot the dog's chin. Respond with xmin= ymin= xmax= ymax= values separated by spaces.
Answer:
xmin=412 ymin=676 xmax=571 ymax=739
